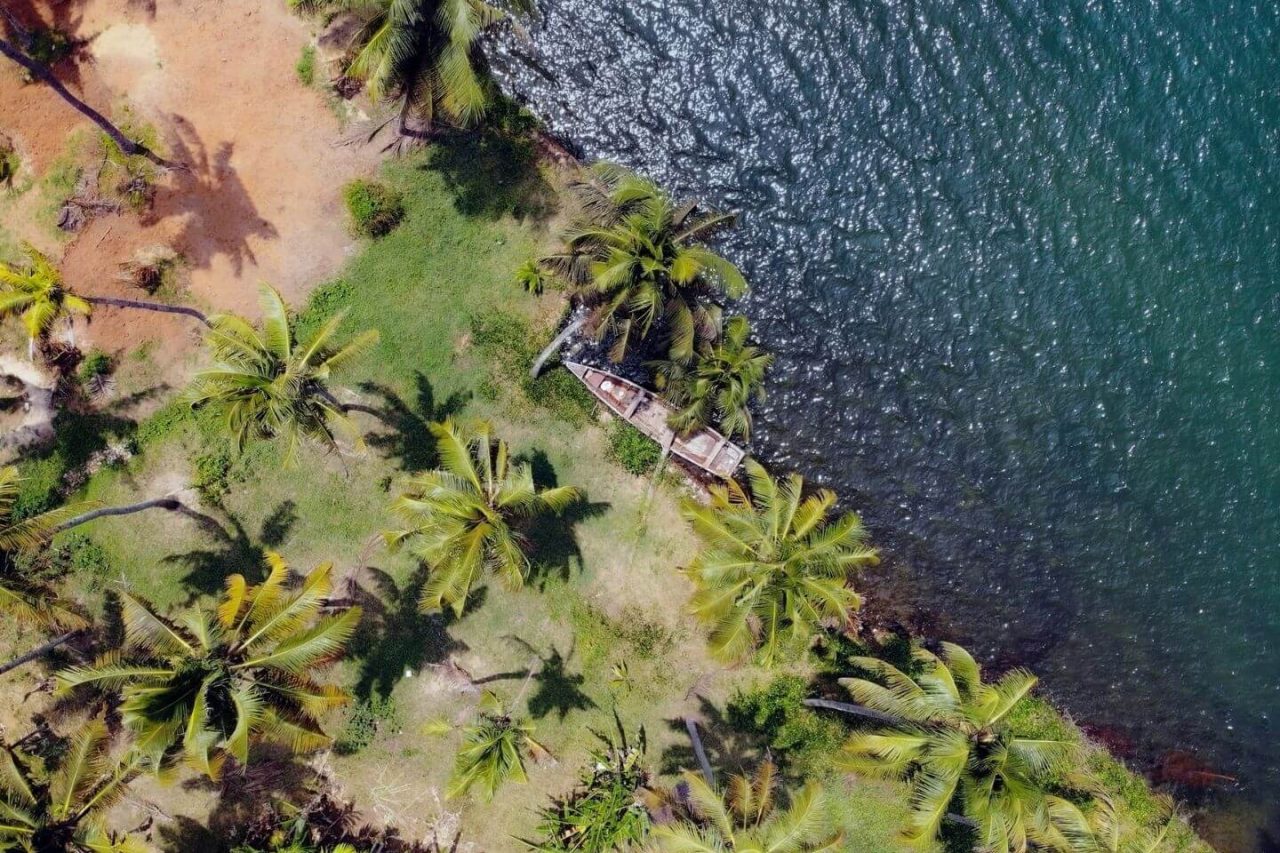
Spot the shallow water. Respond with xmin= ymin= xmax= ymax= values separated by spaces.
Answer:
xmin=494 ymin=0 xmax=1280 ymax=841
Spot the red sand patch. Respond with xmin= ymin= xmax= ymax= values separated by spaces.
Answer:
xmin=1 ymin=0 xmax=381 ymax=380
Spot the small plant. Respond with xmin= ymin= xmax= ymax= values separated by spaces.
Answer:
xmin=335 ymin=694 xmax=400 ymax=754
xmin=296 ymin=43 xmax=317 ymax=86
xmin=530 ymin=723 xmax=651 ymax=851
xmin=449 ymin=691 xmax=550 ymax=800
xmin=77 ymin=349 xmax=114 ymax=398
xmin=25 ymin=27 xmax=74 ymax=70
xmin=727 ymin=675 xmax=845 ymax=774
xmin=515 ymin=259 xmax=547 ymax=295
xmin=607 ymin=420 xmax=661 ymax=476
xmin=0 ymin=141 xmax=19 ymax=188
xmin=192 ymin=445 xmax=234 ymax=504
xmin=343 ymin=179 xmax=404 ymax=238
xmin=117 ymin=244 xmax=180 ymax=294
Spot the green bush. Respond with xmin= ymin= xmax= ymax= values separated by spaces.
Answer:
xmin=335 ymin=695 xmax=400 ymax=754
xmin=192 ymin=446 xmax=234 ymax=504
xmin=515 ymin=259 xmax=547 ymax=294
xmin=0 ymin=144 xmax=19 ymax=188
xmin=16 ymin=534 xmax=112 ymax=588
xmin=295 ymin=44 xmax=317 ymax=86
xmin=26 ymin=27 xmax=73 ymax=67
xmin=727 ymin=675 xmax=846 ymax=774
xmin=533 ymin=737 xmax=650 ymax=851
xmin=77 ymin=350 xmax=112 ymax=384
xmin=607 ymin=420 xmax=661 ymax=476
xmin=343 ymin=179 xmax=404 ymax=238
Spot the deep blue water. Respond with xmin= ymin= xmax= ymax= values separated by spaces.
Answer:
xmin=494 ymin=0 xmax=1280 ymax=843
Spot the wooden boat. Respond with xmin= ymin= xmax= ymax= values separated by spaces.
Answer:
xmin=564 ymin=361 xmax=746 ymax=479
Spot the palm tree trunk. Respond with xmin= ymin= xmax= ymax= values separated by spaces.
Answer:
xmin=0 ymin=37 xmax=181 ymax=170
xmin=0 ymin=631 xmax=77 ymax=677
xmin=52 ymin=496 xmax=185 ymax=533
xmin=530 ymin=315 xmax=587 ymax=378
xmin=84 ymin=296 xmax=210 ymax=326
xmin=802 ymin=697 xmax=899 ymax=725
xmin=683 ymin=717 xmax=715 ymax=786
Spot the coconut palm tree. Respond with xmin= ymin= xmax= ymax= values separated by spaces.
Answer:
xmin=0 ymin=23 xmax=174 ymax=169
xmin=831 ymin=642 xmax=1076 ymax=851
xmin=57 ymin=554 xmax=360 ymax=778
xmin=0 ymin=720 xmax=146 ymax=852
xmin=448 ymin=690 xmax=548 ymax=801
xmin=648 ymin=315 xmax=773 ymax=442
xmin=538 ymin=164 xmax=746 ymax=364
xmin=384 ymin=419 xmax=579 ymax=615
xmin=1044 ymin=779 xmax=1183 ymax=853
xmin=680 ymin=460 xmax=877 ymax=665
xmin=187 ymin=284 xmax=379 ymax=463
xmin=297 ymin=0 xmax=530 ymax=136
xmin=651 ymin=761 xmax=842 ymax=852
xmin=0 ymin=466 xmax=220 ymax=673
xmin=0 ymin=243 xmax=208 ymax=359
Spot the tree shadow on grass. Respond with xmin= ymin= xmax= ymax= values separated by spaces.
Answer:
xmin=161 ymin=501 xmax=297 ymax=602
xmin=518 ymin=449 xmax=610 ymax=588
xmin=355 ymin=373 xmax=470 ymax=473
xmin=660 ymin=696 xmax=768 ymax=781
xmin=525 ymin=641 xmax=596 ymax=722
xmin=423 ymin=127 xmax=557 ymax=223
xmin=343 ymin=564 xmax=467 ymax=700
xmin=155 ymin=746 xmax=316 ymax=852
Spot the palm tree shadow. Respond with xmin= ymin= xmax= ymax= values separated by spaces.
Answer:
xmin=660 ymin=697 xmax=767 ymax=780
xmin=343 ymin=564 xmax=467 ymax=700
xmin=143 ymin=115 xmax=277 ymax=275
xmin=423 ymin=126 xmax=557 ymax=224
xmin=4 ymin=0 xmax=88 ymax=91
xmin=355 ymin=372 xmax=470 ymax=473
xmin=161 ymin=501 xmax=297 ymax=601
xmin=156 ymin=746 xmax=317 ymax=851
xmin=517 ymin=449 xmax=610 ymax=588
xmin=519 ymin=640 xmax=595 ymax=722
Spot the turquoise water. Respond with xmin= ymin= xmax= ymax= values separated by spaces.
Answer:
xmin=496 ymin=0 xmax=1280 ymax=842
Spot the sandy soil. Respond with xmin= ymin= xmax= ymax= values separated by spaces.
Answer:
xmin=0 ymin=0 xmax=381 ymax=384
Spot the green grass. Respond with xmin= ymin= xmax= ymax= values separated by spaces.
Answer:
xmin=295 ymin=43 xmax=317 ymax=87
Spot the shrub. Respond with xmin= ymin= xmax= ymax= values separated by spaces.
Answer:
xmin=192 ymin=446 xmax=234 ymax=504
xmin=295 ymin=43 xmax=317 ymax=86
xmin=727 ymin=675 xmax=846 ymax=774
xmin=335 ymin=695 xmax=400 ymax=754
xmin=532 ymin=733 xmax=651 ymax=851
xmin=0 ymin=143 xmax=18 ymax=188
xmin=607 ymin=420 xmax=661 ymax=476
xmin=16 ymin=534 xmax=112 ymax=589
xmin=77 ymin=350 xmax=112 ymax=384
xmin=26 ymin=27 xmax=73 ymax=68
xmin=515 ymin=259 xmax=547 ymax=294
xmin=343 ymin=179 xmax=404 ymax=238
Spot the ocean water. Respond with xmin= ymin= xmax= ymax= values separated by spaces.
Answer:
xmin=493 ymin=0 xmax=1280 ymax=843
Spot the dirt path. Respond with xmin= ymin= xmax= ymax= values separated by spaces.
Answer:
xmin=0 ymin=0 xmax=381 ymax=384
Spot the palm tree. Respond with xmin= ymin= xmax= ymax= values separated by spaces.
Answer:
xmin=651 ymin=762 xmax=842 ymax=852
xmin=187 ymin=284 xmax=379 ymax=462
xmin=57 ymin=554 xmax=360 ymax=778
xmin=448 ymin=690 xmax=548 ymax=801
xmin=0 ymin=21 xmax=175 ymax=170
xmin=0 ymin=720 xmax=146 ymax=852
xmin=384 ymin=419 xmax=579 ymax=616
xmin=680 ymin=460 xmax=877 ymax=664
xmin=297 ymin=0 xmax=530 ymax=136
xmin=831 ymin=642 xmax=1076 ymax=851
xmin=539 ymin=164 xmax=747 ymax=364
xmin=1045 ymin=780 xmax=1183 ymax=853
xmin=649 ymin=315 xmax=773 ymax=441
xmin=0 ymin=466 xmax=220 ymax=673
xmin=0 ymin=243 xmax=208 ymax=359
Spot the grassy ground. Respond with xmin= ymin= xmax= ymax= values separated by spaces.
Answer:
xmin=22 ymin=136 xmax=920 ymax=851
